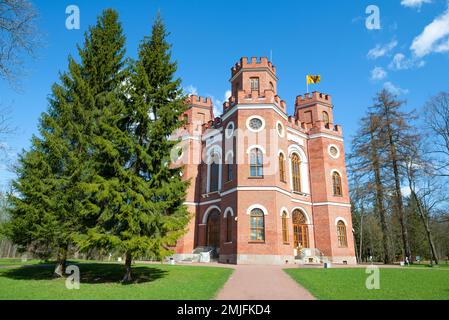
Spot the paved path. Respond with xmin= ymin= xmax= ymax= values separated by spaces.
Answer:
xmin=215 ymin=265 xmax=315 ymax=300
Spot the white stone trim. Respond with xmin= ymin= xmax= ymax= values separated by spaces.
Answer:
xmin=246 ymin=144 xmax=266 ymax=155
xmin=184 ymin=202 xmax=198 ymax=206
xmin=224 ymin=207 xmax=234 ymax=218
xmin=200 ymin=199 xmax=222 ymax=206
xmin=202 ymin=128 xmax=223 ymax=140
xmin=313 ymin=202 xmax=351 ymax=208
xmin=276 ymin=120 xmax=285 ymax=138
xmin=246 ymin=204 xmax=268 ymax=216
xmin=280 ymin=207 xmax=290 ymax=218
xmin=246 ymin=115 xmax=266 ymax=133
xmin=291 ymin=206 xmax=312 ymax=225
xmin=328 ymin=144 xmax=340 ymax=159
xmin=225 ymin=121 xmax=235 ymax=139
xmin=202 ymin=205 xmax=221 ymax=224
xmin=309 ymin=133 xmax=344 ymax=142
xmin=221 ymin=104 xmax=288 ymax=122
xmin=330 ymin=169 xmax=343 ymax=177
xmin=335 ymin=216 xmax=349 ymax=226
xmin=286 ymin=127 xmax=309 ymax=140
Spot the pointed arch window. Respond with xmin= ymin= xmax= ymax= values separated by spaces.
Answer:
xmin=337 ymin=221 xmax=348 ymax=248
xmin=250 ymin=148 xmax=263 ymax=178
xmin=332 ymin=171 xmax=342 ymax=196
xmin=279 ymin=153 xmax=286 ymax=182
xmin=250 ymin=209 xmax=265 ymax=242
xmin=292 ymin=154 xmax=302 ymax=192
xmin=323 ymin=111 xmax=330 ymax=128
xmin=282 ymin=212 xmax=289 ymax=244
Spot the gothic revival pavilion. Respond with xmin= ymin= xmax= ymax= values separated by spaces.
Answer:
xmin=172 ymin=57 xmax=356 ymax=265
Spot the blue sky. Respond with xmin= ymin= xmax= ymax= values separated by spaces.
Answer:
xmin=1 ymin=0 xmax=449 ymax=188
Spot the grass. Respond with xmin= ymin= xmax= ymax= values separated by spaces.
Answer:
xmin=0 ymin=258 xmax=43 ymax=267
xmin=0 ymin=262 xmax=233 ymax=300
xmin=285 ymin=267 xmax=449 ymax=300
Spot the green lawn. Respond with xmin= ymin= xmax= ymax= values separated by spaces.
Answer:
xmin=0 ymin=258 xmax=43 ymax=267
xmin=0 ymin=262 xmax=233 ymax=300
xmin=285 ymin=268 xmax=449 ymax=300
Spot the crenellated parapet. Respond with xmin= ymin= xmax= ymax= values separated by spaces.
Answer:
xmin=187 ymin=95 xmax=213 ymax=109
xmin=295 ymin=91 xmax=332 ymax=108
xmin=231 ymin=57 xmax=276 ymax=77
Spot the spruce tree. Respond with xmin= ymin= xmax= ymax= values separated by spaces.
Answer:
xmin=6 ymin=9 xmax=127 ymax=276
xmin=77 ymin=13 xmax=189 ymax=282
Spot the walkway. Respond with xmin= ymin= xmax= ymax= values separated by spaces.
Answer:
xmin=215 ymin=265 xmax=315 ymax=300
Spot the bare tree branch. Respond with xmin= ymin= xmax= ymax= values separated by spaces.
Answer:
xmin=0 ymin=0 xmax=40 ymax=85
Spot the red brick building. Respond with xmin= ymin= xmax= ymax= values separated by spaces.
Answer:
xmin=172 ymin=57 xmax=357 ymax=265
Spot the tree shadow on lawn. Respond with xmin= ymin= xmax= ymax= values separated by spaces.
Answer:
xmin=0 ymin=263 xmax=168 ymax=285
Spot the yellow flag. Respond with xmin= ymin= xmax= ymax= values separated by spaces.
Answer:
xmin=307 ymin=75 xmax=321 ymax=85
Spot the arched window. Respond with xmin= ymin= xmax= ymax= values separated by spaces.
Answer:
xmin=323 ymin=111 xmax=330 ymax=128
xmin=292 ymin=210 xmax=309 ymax=249
xmin=209 ymin=153 xmax=220 ymax=192
xmin=332 ymin=171 xmax=342 ymax=196
xmin=282 ymin=212 xmax=289 ymax=244
xmin=337 ymin=221 xmax=348 ymax=248
xmin=250 ymin=208 xmax=265 ymax=241
xmin=206 ymin=209 xmax=220 ymax=247
xmin=226 ymin=214 xmax=233 ymax=243
xmin=250 ymin=77 xmax=260 ymax=92
xmin=278 ymin=153 xmax=286 ymax=182
xmin=225 ymin=152 xmax=234 ymax=182
xmin=250 ymin=148 xmax=263 ymax=178
xmin=292 ymin=154 xmax=302 ymax=192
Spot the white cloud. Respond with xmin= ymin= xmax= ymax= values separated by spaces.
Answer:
xmin=367 ymin=40 xmax=398 ymax=59
xmin=383 ymin=82 xmax=410 ymax=95
xmin=388 ymin=53 xmax=426 ymax=70
xmin=185 ymin=85 xmax=198 ymax=96
xmin=371 ymin=67 xmax=387 ymax=81
xmin=212 ymin=90 xmax=232 ymax=118
xmin=401 ymin=0 xmax=432 ymax=9
xmin=411 ymin=7 xmax=449 ymax=57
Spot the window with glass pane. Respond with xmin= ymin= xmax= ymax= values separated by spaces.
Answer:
xmin=250 ymin=77 xmax=260 ymax=92
xmin=337 ymin=221 xmax=348 ymax=247
xmin=209 ymin=153 xmax=220 ymax=192
xmin=323 ymin=111 xmax=330 ymax=128
xmin=333 ymin=172 xmax=342 ymax=196
xmin=250 ymin=148 xmax=263 ymax=177
xmin=250 ymin=209 xmax=265 ymax=241
xmin=282 ymin=212 xmax=289 ymax=244
xmin=226 ymin=153 xmax=233 ymax=182
xmin=279 ymin=153 xmax=286 ymax=182
xmin=292 ymin=154 xmax=302 ymax=192
xmin=226 ymin=215 xmax=232 ymax=242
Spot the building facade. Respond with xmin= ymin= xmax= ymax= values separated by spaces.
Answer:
xmin=172 ymin=57 xmax=357 ymax=265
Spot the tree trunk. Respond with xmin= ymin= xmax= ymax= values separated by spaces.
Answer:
xmin=53 ymin=247 xmax=68 ymax=278
xmin=122 ymin=252 xmax=133 ymax=283
xmin=371 ymin=126 xmax=392 ymax=264
xmin=412 ymin=192 xmax=439 ymax=265
xmin=359 ymin=204 xmax=365 ymax=263
xmin=388 ymin=129 xmax=412 ymax=262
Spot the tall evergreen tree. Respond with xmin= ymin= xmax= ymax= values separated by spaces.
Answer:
xmin=5 ymin=9 xmax=127 ymax=276
xmin=77 ymin=13 xmax=189 ymax=282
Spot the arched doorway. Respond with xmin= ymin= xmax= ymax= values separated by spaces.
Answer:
xmin=206 ymin=209 xmax=220 ymax=248
xmin=292 ymin=210 xmax=309 ymax=249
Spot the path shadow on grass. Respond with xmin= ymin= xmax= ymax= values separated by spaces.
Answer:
xmin=0 ymin=263 xmax=168 ymax=285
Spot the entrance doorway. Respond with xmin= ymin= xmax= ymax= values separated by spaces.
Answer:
xmin=206 ymin=209 xmax=220 ymax=248
xmin=292 ymin=209 xmax=309 ymax=249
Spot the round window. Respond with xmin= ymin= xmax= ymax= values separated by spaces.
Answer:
xmin=328 ymin=145 xmax=340 ymax=159
xmin=277 ymin=121 xmax=285 ymax=137
xmin=249 ymin=118 xmax=263 ymax=130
